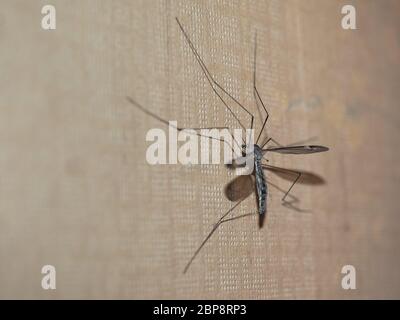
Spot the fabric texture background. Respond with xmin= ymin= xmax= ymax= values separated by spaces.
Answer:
xmin=0 ymin=0 xmax=399 ymax=299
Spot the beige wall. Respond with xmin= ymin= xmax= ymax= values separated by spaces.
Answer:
xmin=0 ymin=0 xmax=399 ymax=299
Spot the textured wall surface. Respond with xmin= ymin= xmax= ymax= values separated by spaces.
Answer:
xmin=0 ymin=0 xmax=399 ymax=299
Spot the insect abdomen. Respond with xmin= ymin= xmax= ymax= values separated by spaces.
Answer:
xmin=254 ymin=159 xmax=267 ymax=215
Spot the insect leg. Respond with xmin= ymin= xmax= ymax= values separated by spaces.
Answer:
xmin=126 ymin=96 xmax=241 ymax=155
xmin=219 ymin=212 xmax=257 ymax=224
xmin=253 ymin=31 xmax=270 ymax=145
xmin=261 ymin=137 xmax=283 ymax=149
xmin=262 ymin=164 xmax=302 ymax=203
xmin=263 ymin=176 xmax=307 ymax=212
xmin=176 ymin=18 xmax=254 ymax=137
xmin=183 ymin=199 xmax=244 ymax=274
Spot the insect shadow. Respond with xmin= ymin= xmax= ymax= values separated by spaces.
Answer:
xmin=225 ymin=134 xmax=326 ymax=214
xmin=224 ymin=166 xmax=326 ymax=212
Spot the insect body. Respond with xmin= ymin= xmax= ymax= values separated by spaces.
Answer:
xmin=240 ymin=143 xmax=328 ymax=227
xmin=127 ymin=17 xmax=329 ymax=273
xmin=253 ymin=144 xmax=267 ymax=216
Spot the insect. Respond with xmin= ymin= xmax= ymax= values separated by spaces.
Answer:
xmin=127 ymin=17 xmax=329 ymax=274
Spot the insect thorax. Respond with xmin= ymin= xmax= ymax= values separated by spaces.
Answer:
xmin=241 ymin=144 xmax=263 ymax=159
xmin=253 ymin=144 xmax=263 ymax=161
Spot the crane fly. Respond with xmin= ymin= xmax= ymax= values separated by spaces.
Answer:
xmin=126 ymin=17 xmax=329 ymax=274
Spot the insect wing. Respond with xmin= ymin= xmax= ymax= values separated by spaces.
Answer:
xmin=266 ymin=145 xmax=329 ymax=154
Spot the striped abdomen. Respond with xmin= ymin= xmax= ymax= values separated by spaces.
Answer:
xmin=254 ymin=150 xmax=267 ymax=215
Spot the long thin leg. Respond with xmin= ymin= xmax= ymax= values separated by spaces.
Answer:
xmin=183 ymin=199 xmax=244 ymax=274
xmin=219 ymin=212 xmax=256 ymax=224
xmin=127 ymin=96 xmax=241 ymax=155
xmin=253 ymin=34 xmax=308 ymax=151
xmin=262 ymin=164 xmax=302 ymax=202
xmin=253 ymin=31 xmax=270 ymax=145
xmin=264 ymin=177 xmax=299 ymax=203
xmin=176 ymin=18 xmax=254 ymax=137
xmin=264 ymin=177 xmax=308 ymax=212
xmin=255 ymin=114 xmax=268 ymax=145
xmin=260 ymin=137 xmax=284 ymax=164
xmin=253 ymin=31 xmax=265 ymax=128
xmin=261 ymin=137 xmax=283 ymax=149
